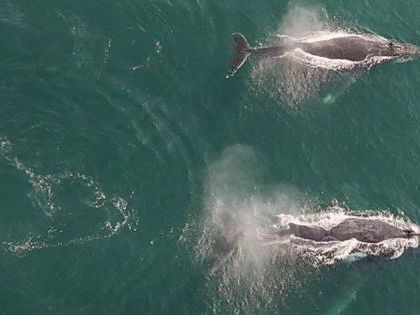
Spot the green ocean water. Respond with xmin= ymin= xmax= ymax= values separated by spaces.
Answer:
xmin=1 ymin=0 xmax=420 ymax=314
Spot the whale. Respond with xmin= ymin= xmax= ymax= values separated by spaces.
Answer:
xmin=203 ymin=214 xmax=420 ymax=270
xmin=226 ymin=32 xmax=420 ymax=78
xmin=270 ymin=218 xmax=420 ymax=243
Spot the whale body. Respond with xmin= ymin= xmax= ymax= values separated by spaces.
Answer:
xmin=275 ymin=218 xmax=419 ymax=243
xmin=226 ymin=32 xmax=420 ymax=78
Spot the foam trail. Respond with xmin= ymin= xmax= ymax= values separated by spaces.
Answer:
xmin=0 ymin=136 xmax=139 ymax=256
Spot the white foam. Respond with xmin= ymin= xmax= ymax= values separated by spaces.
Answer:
xmin=287 ymin=48 xmax=396 ymax=71
xmin=289 ymin=30 xmax=387 ymax=44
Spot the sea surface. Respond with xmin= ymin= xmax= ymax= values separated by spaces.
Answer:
xmin=1 ymin=0 xmax=420 ymax=314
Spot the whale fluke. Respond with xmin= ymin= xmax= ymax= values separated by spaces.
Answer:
xmin=226 ymin=33 xmax=251 ymax=79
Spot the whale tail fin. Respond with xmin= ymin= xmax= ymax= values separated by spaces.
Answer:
xmin=226 ymin=33 xmax=252 ymax=79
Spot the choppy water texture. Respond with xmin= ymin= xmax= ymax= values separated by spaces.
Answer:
xmin=1 ymin=0 xmax=420 ymax=314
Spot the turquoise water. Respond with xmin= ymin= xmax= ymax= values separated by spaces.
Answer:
xmin=1 ymin=0 xmax=420 ymax=314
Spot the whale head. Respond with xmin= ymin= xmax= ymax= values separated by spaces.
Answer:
xmin=386 ymin=41 xmax=420 ymax=58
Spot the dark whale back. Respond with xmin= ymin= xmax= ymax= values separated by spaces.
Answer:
xmin=329 ymin=218 xmax=407 ymax=243
xmin=289 ymin=223 xmax=328 ymax=241
xmin=289 ymin=218 xmax=409 ymax=243
xmin=299 ymin=36 xmax=394 ymax=62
